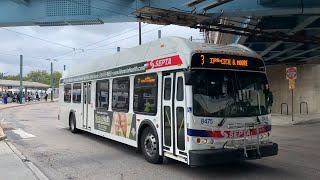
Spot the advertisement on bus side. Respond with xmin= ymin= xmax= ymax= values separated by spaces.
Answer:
xmin=94 ymin=110 xmax=136 ymax=140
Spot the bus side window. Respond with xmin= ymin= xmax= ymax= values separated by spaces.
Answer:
xmin=64 ymin=84 xmax=71 ymax=103
xmin=112 ymin=77 xmax=130 ymax=112
xmin=96 ymin=80 xmax=109 ymax=109
xmin=176 ymin=77 xmax=184 ymax=101
xmin=133 ymin=73 xmax=158 ymax=115
xmin=72 ymin=83 xmax=81 ymax=103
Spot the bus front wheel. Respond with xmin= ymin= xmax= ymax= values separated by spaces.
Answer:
xmin=69 ymin=113 xmax=79 ymax=134
xmin=141 ymin=127 xmax=163 ymax=164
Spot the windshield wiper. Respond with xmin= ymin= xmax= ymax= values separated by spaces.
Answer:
xmin=218 ymin=98 xmax=233 ymax=127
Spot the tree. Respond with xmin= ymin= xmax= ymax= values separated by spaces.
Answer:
xmin=26 ymin=70 xmax=50 ymax=85
xmin=2 ymin=74 xmax=28 ymax=81
xmin=26 ymin=70 xmax=62 ymax=88
xmin=53 ymin=71 xmax=62 ymax=88
xmin=3 ymin=74 xmax=20 ymax=80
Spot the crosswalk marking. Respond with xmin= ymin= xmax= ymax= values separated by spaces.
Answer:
xmin=12 ymin=128 xmax=36 ymax=139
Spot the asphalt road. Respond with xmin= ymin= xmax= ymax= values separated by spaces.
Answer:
xmin=1 ymin=103 xmax=320 ymax=180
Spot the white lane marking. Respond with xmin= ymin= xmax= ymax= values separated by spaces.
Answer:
xmin=12 ymin=128 xmax=36 ymax=139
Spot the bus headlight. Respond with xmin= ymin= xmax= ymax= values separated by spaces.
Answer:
xmin=203 ymin=139 xmax=208 ymax=144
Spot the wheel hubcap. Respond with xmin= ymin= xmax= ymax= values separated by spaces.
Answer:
xmin=144 ymin=133 xmax=157 ymax=156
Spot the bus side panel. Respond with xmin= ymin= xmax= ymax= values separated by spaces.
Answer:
xmin=185 ymin=85 xmax=193 ymax=164
xmin=73 ymin=103 xmax=83 ymax=129
xmin=90 ymin=110 xmax=138 ymax=147
xmin=59 ymin=84 xmax=69 ymax=127
xmin=91 ymin=127 xmax=137 ymax=147
xmin=135 ymin=72 xmax=163 ymax=155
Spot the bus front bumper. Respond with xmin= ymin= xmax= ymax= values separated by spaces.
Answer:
xmin=189 ymin=143 xmax=278 ymax=166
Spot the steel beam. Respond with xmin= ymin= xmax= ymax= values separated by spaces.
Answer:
xmin=298 ymin=54 xmax=320 ymax=62
xmin=260 ymin=41 xmax=283 ymax=57
xmin=264 ymin=43 xmax=304 ymax=61
xmin=278 ymin=46 xmax=320 ymax=62
xmin=259 ymin=16 xmax=320 ymax=57
xmin=185 ymin=0 xmax=206 ymax=7
xmin=201 ymin=0 xmax=234 ymax=11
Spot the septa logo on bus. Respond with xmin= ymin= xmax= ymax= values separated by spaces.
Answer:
xmin=220 ymin=127 xmax=269 ymax=138
xmin=146 ymin=55 xmax=183 ymax=70
xmin=188 ymin=125 xmax=271 ymax=138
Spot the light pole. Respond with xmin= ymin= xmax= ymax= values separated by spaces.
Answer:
xmin=46 ymin=59 xmax=57 ymax=102
xmin=20 ymin=55 xmax=23 ymax=104
xmin=139 ymin=22 xmax=142 ymax=45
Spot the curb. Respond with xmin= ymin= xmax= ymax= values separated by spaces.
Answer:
xmin=5 ymin=140 xmax=49 ymax=180
xmin=0 ymin=126 xmax=6 ymax=141
xmin=0 ymin=100 xmax=58 ymax=111
xmin=293 ymin=119 xmax=320 ymax=125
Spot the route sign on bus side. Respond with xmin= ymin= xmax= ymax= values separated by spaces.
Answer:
xmin=286 ymin=67 xmax=297 ymax=80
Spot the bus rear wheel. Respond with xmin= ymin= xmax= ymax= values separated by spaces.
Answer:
xmin=69 ymin=113 xmax=79 ymax=134
xmin=141 ymin=127 xmax=163 ymax=164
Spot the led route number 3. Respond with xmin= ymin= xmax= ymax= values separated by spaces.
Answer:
xmin=200 ymin=54 xmax=249 ymax=67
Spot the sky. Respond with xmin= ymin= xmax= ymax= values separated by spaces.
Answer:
xmin=0 ymin=23 xmax=203 ymax=76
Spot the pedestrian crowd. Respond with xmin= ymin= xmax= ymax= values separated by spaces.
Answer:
xmin=0 ymin=91 xmax=48 ymax=104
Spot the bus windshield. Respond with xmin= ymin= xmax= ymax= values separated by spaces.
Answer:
xmin=192 ymin=70 xmax=272 ymax=117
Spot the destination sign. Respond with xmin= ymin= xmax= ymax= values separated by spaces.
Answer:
xmin=191 ymin=53 xmax=265 ymax=71
xmin=135 ymin=74 xmax=157 ymax=88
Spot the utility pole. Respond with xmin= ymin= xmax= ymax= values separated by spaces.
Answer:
xmin=20 ymin=55 xmax=23 ymax=104
xmin=46 ymin=59 xmax=57 ymax=102
xmin=50 ymin=62 xmax=53 ymax=102
xmin=139 ymin=22 xmax=142 ymax=45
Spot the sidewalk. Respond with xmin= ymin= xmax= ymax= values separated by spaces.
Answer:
xmin=0 ymin=100 xmax=54 ymax=180
xmin=0 ymin=140 xmax=38 ymax=180
xmin=272 ymin=113 xmax=320 ymax=126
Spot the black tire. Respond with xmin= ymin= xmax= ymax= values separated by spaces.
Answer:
xmin=69 ymin=113 xmax=79 ymax=134
xmin=141 ymin=127 xmax=163 ymax=164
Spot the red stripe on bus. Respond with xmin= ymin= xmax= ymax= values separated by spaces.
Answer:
xmin=146 ymin=55 xmax=183 ymax=70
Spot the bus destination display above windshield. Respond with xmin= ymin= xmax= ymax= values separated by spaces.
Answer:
xmin=191 ymin=53 xmax=265 ymax=71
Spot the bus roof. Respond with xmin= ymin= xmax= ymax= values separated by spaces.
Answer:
xmin=64 ymin=37 xmax=260 ymax=80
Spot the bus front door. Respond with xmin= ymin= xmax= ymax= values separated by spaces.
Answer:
xmin=162 ymin=72 xmax=187 ymax=158
xmin=83 ymin=82 xmax=91 ymax=130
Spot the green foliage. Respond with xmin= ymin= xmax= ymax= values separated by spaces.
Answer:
xmin=2 ymin=74 xmax=20 ymax=80
xmin=1 ymin=70 xmax=62 ymax=88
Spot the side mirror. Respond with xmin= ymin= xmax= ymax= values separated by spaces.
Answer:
xmin=269 ymin=92 xmax=273 ymax=105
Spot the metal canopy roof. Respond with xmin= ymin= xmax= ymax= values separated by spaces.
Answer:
xmin=132 ymin=1 xmax=320 ymax=65
xmin=0 ymin=0 xmax=319 ymax=65
xmin=0 ymin=80 xmax=50 ymax=89
xmin=242 ymin=15 xmax=320 ymax=65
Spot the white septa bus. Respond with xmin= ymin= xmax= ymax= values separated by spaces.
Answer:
xmin=59 ymin=37 xmax=278 ymax=166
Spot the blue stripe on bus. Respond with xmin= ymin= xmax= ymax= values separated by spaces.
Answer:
xmin=187 ymin=128 xmax=208 ymax=137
